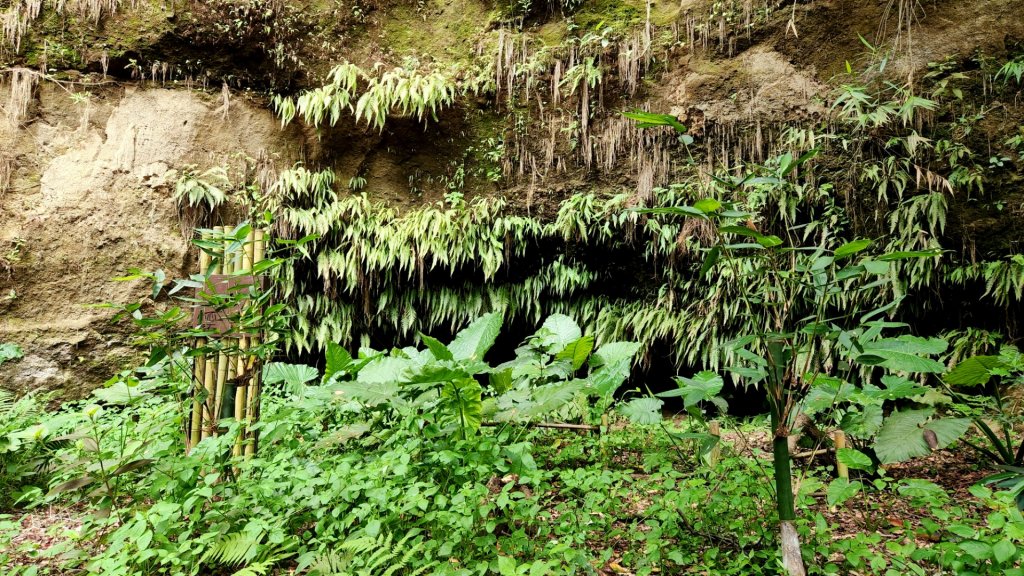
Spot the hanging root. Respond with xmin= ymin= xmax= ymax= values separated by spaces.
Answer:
xmin=0 ymin=152 xmax=13 ymax=197
xmin=3 ymin=67 xmax=38 ymax=127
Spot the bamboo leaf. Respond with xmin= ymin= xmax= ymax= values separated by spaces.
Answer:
xmin=834 ymin=239 xmax=873 ymax=260
xmin=622 ymin=110 xmax=688 ymax=133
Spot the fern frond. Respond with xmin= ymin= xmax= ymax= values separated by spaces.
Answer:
xmin=0 ymin=388 xmax=14 ymax=417
xmin=201 ymin=531 xmax=262 ymax=567
xmin=232 ymin=560 xmax=274 ymax=576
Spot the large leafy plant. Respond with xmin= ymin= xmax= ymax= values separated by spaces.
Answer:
xmin=318 ymin=312 xmax=640 ymax=438
xmin=621 ymin=113 xmax=948 ymax=576
xmin=490 ymin=314 xmax=640 ymax=425
xmin=799 ymin=337 xmax=972 ymax=467
xmin=944 ymin=346 xmax=1024 ymax=465
xmin=943 ymin=347 xmax=1024 ymax=509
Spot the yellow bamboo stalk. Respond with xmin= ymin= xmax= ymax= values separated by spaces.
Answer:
xmin=243 ymin=227 xmax=256 ymax=273
xmin=253 ymin=229 xmax=266 ymax=264
xmin=189 ymin=230 xmax=215 ymax=450
xmin=835 ymin=430 xmax=849 ymax=480
xmin=233 ymin=337 xmax=249 ymax=457
xmin=188 ymin=340 xmax=206 ymax=450
xmin=243 ymin=231 xmax=265 ymax=457
xmin=208 ymin=352 xmax=229 ymax=438
xmin=243 ymin=347 xmax=260 ymax=457
xmin=202 ymin=346 xmax=218 ymax=438
xmin=211 ymin=225 xmax=224 ymax=275
xmin=207 ymin=226 xmax=233 ymax=439
xmin=709 ymin=420 xmax=722 ymax=466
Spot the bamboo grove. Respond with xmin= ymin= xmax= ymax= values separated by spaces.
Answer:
xmin=255 ymin=41 xmax=1024 ymax=371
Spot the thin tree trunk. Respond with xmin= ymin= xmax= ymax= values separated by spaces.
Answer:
xmin=772 ymin=411 xmax=806 ymax=576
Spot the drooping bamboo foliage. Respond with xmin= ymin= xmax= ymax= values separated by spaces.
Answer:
xmin=272 ymin=60 xmax=457 ymax=132
xmin=270 ymin=45 xmax=1024 ymax=369
xmin=272 ymin=157 xmax=902 ymax=370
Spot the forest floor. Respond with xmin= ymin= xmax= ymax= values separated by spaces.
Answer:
xmin=0 ymin=422 xmax=1004 ymax=576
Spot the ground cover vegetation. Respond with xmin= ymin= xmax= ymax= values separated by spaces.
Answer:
xmin=2 ymin=0 xmax=1024 ymax=575
xmin=0 ymin=244 xmax=1023 ymax=574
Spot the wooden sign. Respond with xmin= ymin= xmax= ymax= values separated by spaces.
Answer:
xmin=191 ymin=274 xmax=266 ymax=334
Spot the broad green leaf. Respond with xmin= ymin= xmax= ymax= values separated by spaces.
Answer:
xmin=489 ymin=368 xmax=513 ymax=394
xmin=924 ymin=417 xmax=971 ymax=450
xmin=874 ymin=409 xmax=933 ymax=463
xmin=0 ymin=342 xmax=23 ymax=366
xmin=520 ymin=380 xmax=586 ymax=419
xmin=861 ymin=375 xmax=927 ymax=400
xmin=419 ymin=332 xmax=454 ymax=361
xmin=556 ymin=336 xmax=595 ymax=371
xmin=862 ymin=259 xmax=890 ymax=275
xmin=700 ymin=245 xmax=721 ymax=276
xmin=589 ymin=359 xmax=632 ymax=397
xmin=837 ymin=448 xmax=874 ymax=471
xmin=897 ymin=479 xmax=948 ymax=502
xmin=328 ymin=379 xmax=400 ymax=407
xmin=448 ymin=312 xmax=502 ymax=361
xmin=693 ymin=198 xmax=722 ymax=214
xmin=357 ymin=356 xmax=411 ymax=384
xmin=945 ymin=355 xmax=1006 ymax=387
xmin=405 ymin=364 xmax=476 ymax=386
xmin=719 ymin=225 xmax=769 ymax=241
xmin=658 ymin=371 xmax=724 ymax=409
xmin=497 ymin=555 xmax=518 ymax=576
xmin=91 ymin=381 xmax=154 ymax=405
xmin=324 ymin=342 xmax=352 ymax=382
xmin=534 ymin=313 xmax=581 ymax=351
xmin=840 ymin=404 xmax=883 ymax=439
xmin=590 ymin=341 xmax=640 ymax=368
xmin=827 ymin=478 xmax=862 ymax=507
xmin=441 ymin=378 xmax=483 ymax=434
xmin=959 ymin=540 xmax=993 ymax=561
xmin=742 ymin=176 xmax=784 ymax=187
xmin=856 ymin=336 xmax=947 ymax=373
xmin=911 ymin=388 xmax=952 ymax=406
xmin=802 ymin=376 xmax=855 ymax=415
xmin=810 ymin=255 xmax=834 ymax=270
xmin=874 ymin=409 xmax=970 ymax=463
xmin=993 ymin=539 xmax=1017 ymax=564
xmin=263 ymin=363 xmax=319 ymax=391
xmin=834 ymin=239 xmax=872 ymax=260
xmin=617 ymin=397 xmax=664 ymax=425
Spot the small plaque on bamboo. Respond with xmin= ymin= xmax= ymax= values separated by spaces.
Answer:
xmin=192 ymin=274 xmax=266 ymax=334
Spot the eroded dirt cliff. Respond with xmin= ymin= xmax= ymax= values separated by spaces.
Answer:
xmin=1 ymin=0 xmax=1023 ymax=396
